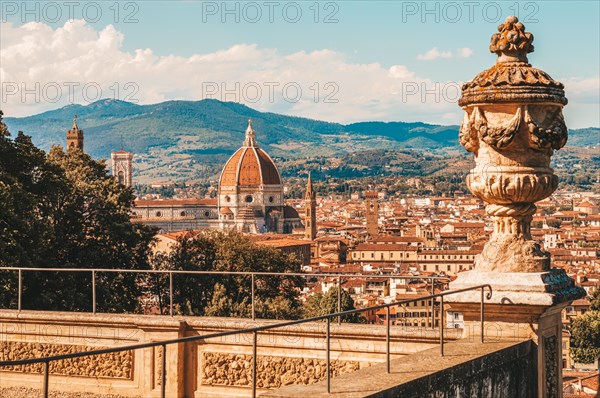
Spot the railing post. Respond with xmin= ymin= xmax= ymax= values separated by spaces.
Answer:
xmin=252 ymin=331 xmax=258 ymax=398
xmin=161 ymin=344 xmax=166 ymax=398
xmin=337 ymin=276 xmax=341 ymax=325
xmin=42 ymin=361 xmax=49 ymax=398
xmin=92 ymin=270 xmax=96 ymax=314
xmin=17 ymin=269 xmax=22 ymax=311
xmin=386 ymin=305 xmax=390 ymax=373
xmin=439 ymin=295 xmax=444 ymax=356
xmin=169 ymin=272 xmax=173 ymax=317
xmin=480 ymin=287 xmax=485 ymax=344
xmin=251 ymin=273 xmax=255 ymax=320
xmin=430 ymin=278 xmax=434 ymax=328
xmin=326 ymin=317 xmax=331 ymax=394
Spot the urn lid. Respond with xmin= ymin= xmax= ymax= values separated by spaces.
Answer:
xmin=459 ymin=16 xmax=567 ymax=107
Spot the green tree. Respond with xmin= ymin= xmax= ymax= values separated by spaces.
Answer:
xmin=0 ymin=113 xmax=155 ymax=312
xmin=570 ymin=311 xmax=600 ymax=364
xmin=302 ymin=287 xmax=364 ymax=323
xmin=590 ymin=289 xmax=600 ymax=312
xmin=151 ymin=230 xmax=304 ymax=319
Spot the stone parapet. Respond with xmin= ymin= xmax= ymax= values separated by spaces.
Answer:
xmin=0 ymin=311 xmax=455 ymax=397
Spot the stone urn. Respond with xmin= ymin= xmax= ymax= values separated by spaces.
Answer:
xmin=445 ymin=19 xmax=586 ymax=397
xmin=458 ymin=16 xmax=568 ymax=273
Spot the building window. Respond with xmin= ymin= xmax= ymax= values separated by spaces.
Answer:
xmin=447 ymin=265 xmax=451 ymax=271
xmin=180 ymin=211 xmax=186 ymax=217
xmin=225 ymin=196 xmax=231 ymax=202
xmin=268 ymin=196 xmax=274 ymax=203
xmin=245 ymin=195 xmax=253 ymax=203
xmin=156 ymin=211 xmax=162 ymax=217
xmin=204 ymin=211 xmax=210 ymax=217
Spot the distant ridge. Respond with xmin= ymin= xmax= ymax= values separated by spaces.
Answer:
xmin=3 ymin=99 xmax=598 ymax=181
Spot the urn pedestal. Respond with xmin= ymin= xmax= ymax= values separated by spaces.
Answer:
xmin=445 ymin=16 xmax=586 ymax=398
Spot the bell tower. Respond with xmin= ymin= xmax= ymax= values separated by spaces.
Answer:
xmin=66 ymin=114 xmax=84 ymax=151
xmin=365 ymin=191 xmax=379 ymax=237
xmin=304 ymin=172 xmax=317 ymax=240
xmin=111 ymin=150 xmax=134 ymax=187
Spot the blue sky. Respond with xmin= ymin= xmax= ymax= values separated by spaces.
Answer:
xmin=1 ymin=1 xmax=599 ymax=127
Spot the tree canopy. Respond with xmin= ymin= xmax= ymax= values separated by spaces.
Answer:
xmin=150 ymin=230 xmax=304 ymax=319
xmin=0 ymin=111 xmax=155 ymax=312
xmin=589 ymin=289 xmax=600 ymax=312
xmin=570 ymin=310 xmax=600 ymax=364
xmin=302 ymin=286 xmax=364 ymax=323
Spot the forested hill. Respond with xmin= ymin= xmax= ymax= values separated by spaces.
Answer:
xmin=3 ymin=98 xmax=598 ymax=181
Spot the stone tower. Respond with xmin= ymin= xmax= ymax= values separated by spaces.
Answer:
xmin=111 ymin=150 xmax=134 ymax=187
xmin=365 ymin=191 xmax=379 ymax=236
xmin=66 ymin=115 xmax=84 ymax=151
xmin=304 ymin=172 xmax=317 ymax=240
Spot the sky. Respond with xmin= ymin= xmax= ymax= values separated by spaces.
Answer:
xmin=1 ymin=0 xmax=599 ymax=127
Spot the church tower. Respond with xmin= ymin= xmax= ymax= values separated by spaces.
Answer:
xmin=111 ymin=150 xmax=134 ymax=187
xmin=66 ymin=115 xmax=84 ymax=151
xmin=304 ymin=172 xmax=317 ymax=240
xmin=365 ymin=191 xmax=379 ymax=237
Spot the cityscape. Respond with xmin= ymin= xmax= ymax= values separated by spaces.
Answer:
xmin=1 ymin=1 xmax=599 ymax=398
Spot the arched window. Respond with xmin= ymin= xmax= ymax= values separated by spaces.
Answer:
xmin=118 ymin=171 xmax=125 ymax=184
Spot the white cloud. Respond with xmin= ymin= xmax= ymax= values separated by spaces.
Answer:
xmin=0 ymin=21 xmax=597 ymax=128
xmin=416 ymin=47 xmax=474 ymax=61
xmin=457 ymin=48 xmax=474 ymax=58
xmin=416 ymin=47 xmax=453 ymax=61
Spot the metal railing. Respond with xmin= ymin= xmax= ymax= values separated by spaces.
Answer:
xmin=0 ymin=267 xmax=450 ymax=325
xmin=0 ymin=284 xmax=492 ymax=398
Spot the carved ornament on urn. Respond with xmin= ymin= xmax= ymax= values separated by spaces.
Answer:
xmin=459 ymin=16 xmax=568 ymax=273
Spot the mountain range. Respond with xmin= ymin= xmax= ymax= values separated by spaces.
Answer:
xmin=3 ymin=99 xmax=598 ymax=182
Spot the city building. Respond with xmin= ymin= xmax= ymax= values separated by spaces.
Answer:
xmin=131 ymin=120 xmax=303 ymax=233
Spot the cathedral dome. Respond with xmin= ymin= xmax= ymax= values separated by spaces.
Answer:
xmin=219 ymin=120 xmax=282 ymax=188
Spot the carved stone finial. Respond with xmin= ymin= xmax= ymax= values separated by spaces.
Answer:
xmin=490 ymin=16 xmax=534 ymax=63
xmin=457 ymin=17 xmax=569 ymax=273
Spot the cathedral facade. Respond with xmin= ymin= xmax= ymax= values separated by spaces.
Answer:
xmin=132 ymin=120 xmax=302 ymax=233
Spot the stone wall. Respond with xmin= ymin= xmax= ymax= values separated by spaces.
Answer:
xmin=201 ymin=353 xmax=360 ymax=388
xmin=263 ymin=340 xmax=537 ymax=398
xmin=0 ymin=310 xmax=450 ymax=398
xmin=0 ymin=341 xmax=133 ymax=379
